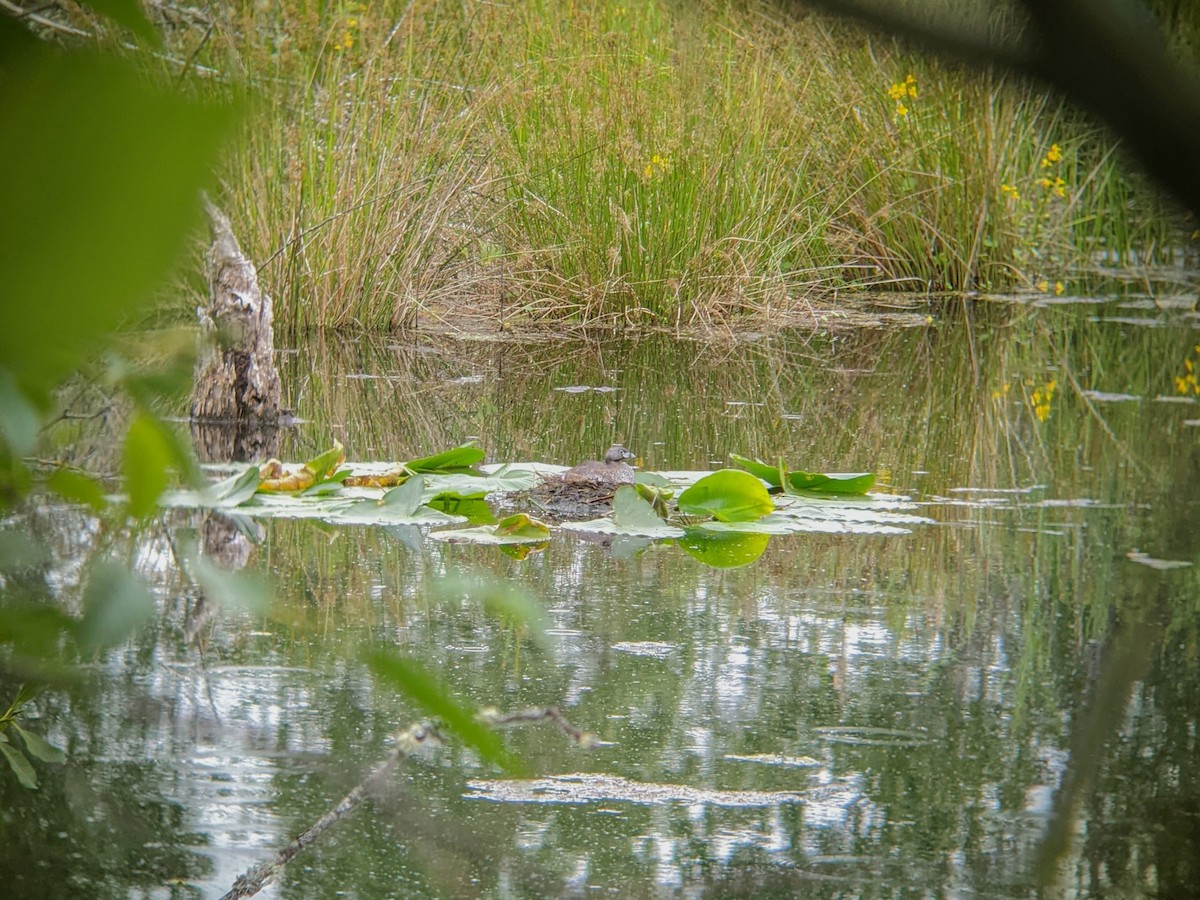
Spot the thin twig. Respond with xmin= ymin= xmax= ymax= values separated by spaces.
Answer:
xmin=219 ymin=706 xmax=596 ymax=899
xmin=220 ymin=720 xmax=444 ymax=900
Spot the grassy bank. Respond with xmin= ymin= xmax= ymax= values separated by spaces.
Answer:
xmin=174 ymin=0 xmax=1184 ymax=331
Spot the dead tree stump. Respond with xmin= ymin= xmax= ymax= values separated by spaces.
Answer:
xmin=190 ymin=198 xmax=284 ymax=463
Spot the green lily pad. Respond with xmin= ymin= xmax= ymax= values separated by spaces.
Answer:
xmin=430 ymin=513 xmax=551 ymax=545
xmin=334 ymin=476 xmax=462 ymax=525
xmin=403 ymin=443 xmax=486 ymax=474
xmin=677 ymin=469 xmax=774 ymax=522
xmin=419 ymin=467 xmax=540 ymax=501
xmin=732 ymin=454 xmax=875 ymax=496
xmin=304 ymin=442 xmax=348 ymax=480
xmin=207 ymin=466 xmax=261 ymax=506
xmin=729 ymin=454 xmax=784 ymax=488
xmin=696 ymin=515 xmax=807 ymax=535
xmin=569 ymin=486 xmax=686 ymax=539
xmin=785 ymin=471 xmax=876 ymax=495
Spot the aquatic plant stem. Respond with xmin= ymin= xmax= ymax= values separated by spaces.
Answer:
xmin=220 ymin=719 xmax=443 ymax=900
xmin=219 ymin=707 xmax=595 ymax=899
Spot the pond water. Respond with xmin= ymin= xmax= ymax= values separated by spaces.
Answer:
xmin=5 ymin=296 xmax=1200 ymax=898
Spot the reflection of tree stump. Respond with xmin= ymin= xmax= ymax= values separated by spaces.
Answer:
xmin=190 ymin=197 xmax=284 ymax=463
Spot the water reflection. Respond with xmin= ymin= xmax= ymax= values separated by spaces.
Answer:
xmin=6 ymin=298 xmax=1200 ymax=897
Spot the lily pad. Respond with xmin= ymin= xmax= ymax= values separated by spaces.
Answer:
xmin=333 ymin=477 xmax=463 ymax=525
xmin=729 ymin=454 xmax=784 ymax=488
xmin=677 ymin=469 xmax=774 ymax=522
xmin=430 ymin=513 xmax=552 ymax=545
xmin=419 ymin=467 xmax=540 ymax=501
xmin=731 ymin=454 xmax=876 ymax=496
xmin=569 ymin=487 xmax=686 ymax=539
xmin=403 ymin=443 xmax=486 ymax=474
xmin=785 ymin=471 xmax=876 ymax=495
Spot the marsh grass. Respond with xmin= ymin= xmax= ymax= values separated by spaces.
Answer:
xmin=176 ymin=0 xmax=1187 ymax=332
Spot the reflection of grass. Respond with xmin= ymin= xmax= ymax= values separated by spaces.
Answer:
xmin=170 ymin=2 xmax=1177 ymax=330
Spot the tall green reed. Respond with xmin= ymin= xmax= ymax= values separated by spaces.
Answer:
xmin=176 ymin=0 xmax=1183 ymax=332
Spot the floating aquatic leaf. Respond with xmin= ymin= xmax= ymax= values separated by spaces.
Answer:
xmin=403 ymin=443 xmax=486 ymax=474
xmin=677 ymin=469 xmax=774 ymax=522
xmin=430 ymin=514 xmax=551 ymax=545
xmin=333 ymin=477 xmax=463 ymax=526
xmin=696 ymin=515 xmax=806 ymax=536
xmin=379 ymin=476 xmax=426 ymax=517
xmin=206 ymin=466 xmax=261 ymax=506
xmin=299 ymin=470 xmax=352 ymax=495
xmin=613 ymin=486 xmax=669 ymax=528
xmin=495 ymin=513 xmax=552 ymax=539
xmin=785 ymin=471 xmax=875 ymax=495
xmin=729 ymin=454 xmax=784 ymax=488
xmin=732 ymin=455 xmax=875 ymax=496
xmin=306 ymin=442 xmax=348 ymax=479
xmin=1126 ymin=550 xmax=1192 ymax=571
xmin=633 ymin=476 xmax=673 ymax=516
xmin=677 ymin=527 xmax=770 ymax=568
xmin=258 ymin=442 xmax=346 ymax=492
xmin=569 ymin=487 xmax=686 ymax=539
xmin=365 ymin=648 xmax=522 ymax=773
xmin=420 ymin=468 xmax=540 ymax=501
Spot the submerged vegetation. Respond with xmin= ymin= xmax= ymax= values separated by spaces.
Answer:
xmin=145 ymin=0 xmax=1188 ymax=332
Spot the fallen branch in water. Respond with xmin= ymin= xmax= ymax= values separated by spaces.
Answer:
xmin=219 ymin=707 xmax=595 ymax=900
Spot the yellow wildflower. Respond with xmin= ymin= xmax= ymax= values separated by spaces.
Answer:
xmin=888 ymin=75 xmax=918 ymax=115
xmin=1040 ymin=143 xmax=1062 ymax=167
xmin=1054 ymin=281 xmax=1064 ymax=296
xmin=641 ymin=153 xmax=670 ymax=181
xmin=1001 ymin=183 xmax=1019 ymax=200
xmin=1030 ymin=378 xmax=1056 ymax=422
xmin=1036 ymin=280 xmax=1049 ymax=293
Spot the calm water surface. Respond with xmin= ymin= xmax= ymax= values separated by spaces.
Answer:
xmin=5 ymin=297 xmax=1200 ymax=898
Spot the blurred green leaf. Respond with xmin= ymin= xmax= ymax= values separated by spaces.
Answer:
xmin=0 ymin=739 xmax=38 ymax=789
xmin=77 ymin=561 xmax=156 ymax=652
xmin=678 ymin=469 xmax=774 ymax=522
xmin=190 ymin=554 xmax=271 ymax=615
xmin=0 ymin=605 xmax=75 ymax=659
xmin=46 ymin=468 xmax=108 ymax=513
xmin=364 ymin=648 xmax=523 ymax=774
xmin=0 ymin=531 xmax=49 ymax=572
xmin=84 ymin=0 xmax=160 ymax=46
xmin=0 ymin=22 xmax=236 ymax=394
xmin=0 ymin=368 xmax=40 ymax=456
xmin=430 ymin=574 xmax=551 ymax=649
xmin=12 ymin=723 xmax=65 ymax=765
xmin=122 ymin=413 xmax=172 ymax=518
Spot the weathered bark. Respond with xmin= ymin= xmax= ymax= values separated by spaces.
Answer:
xmin=190 ymin=197 xmax=284 ymax=463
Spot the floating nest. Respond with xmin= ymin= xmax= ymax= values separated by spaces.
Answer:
xmin=504 ymin=445 xmax=637 ymax=521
